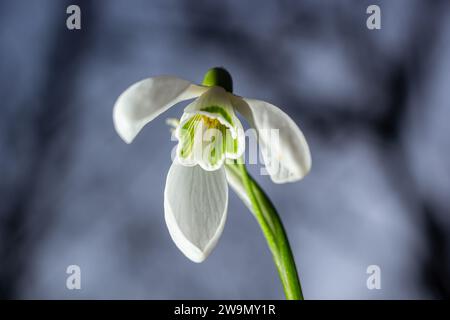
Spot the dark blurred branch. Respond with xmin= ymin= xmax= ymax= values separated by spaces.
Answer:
xmin=0 ymin=0 xmax=96 ymax=298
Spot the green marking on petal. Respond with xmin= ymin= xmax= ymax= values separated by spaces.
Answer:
xmin=177 ymin=108 xmax=244 ymax=169
xmin=200 ymin=105 xmax=234 ymax=127
xmin=232 ymin=136 xmax=239 ymax=154
xmin=179 ymin=114 xmax=201 ymax=159
xmin=205 ymin=127 xmax=224 ymax=168
xmin=222 ymin=126 xmax=238 ymax=156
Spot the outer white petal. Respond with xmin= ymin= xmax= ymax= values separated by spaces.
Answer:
xmin=232 ymin=97 xmax=311 ymax=183
xmin=164 ymin=161 xmax=228 ymax=263
xmin=113 ymin=76 xmax=207 ymax=143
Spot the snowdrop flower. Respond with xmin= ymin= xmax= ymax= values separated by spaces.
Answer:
xmin=113 ymin=69 xmax=311 ymax=263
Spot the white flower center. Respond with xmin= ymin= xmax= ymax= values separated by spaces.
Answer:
xmin=175 ymin=87 xmax=245 ymax=171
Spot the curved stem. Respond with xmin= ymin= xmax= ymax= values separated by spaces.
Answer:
xmin=227 ymin=162 xmax=304 ymax=300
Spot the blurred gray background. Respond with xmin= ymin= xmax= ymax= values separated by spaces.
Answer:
xmin=1 ymin=0 xmax=449 ymax=299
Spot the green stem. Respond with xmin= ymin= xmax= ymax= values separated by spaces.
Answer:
xmin=202 ymin=67 xmax=304 ymax=300
xmin=227 ymin=162 xmax=303 ymax=300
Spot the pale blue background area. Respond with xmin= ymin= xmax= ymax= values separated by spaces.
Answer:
xmin=0 ymin=0 xmax=449 ymax=299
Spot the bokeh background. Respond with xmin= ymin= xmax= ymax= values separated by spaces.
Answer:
xmin=1 ymin=0 xmax=449 ymax=299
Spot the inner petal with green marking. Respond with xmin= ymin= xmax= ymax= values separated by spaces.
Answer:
xmin=175 ymin=86 xmax=245 ymax=171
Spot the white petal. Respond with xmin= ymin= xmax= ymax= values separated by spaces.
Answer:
xmin=182 ymin=86 xmax=239 ymax=138
xmin=233 ymin=97 xmax=311 ymax=183
xmin=113 ymin=76 xmax=207 ymax=143
xmin=164 ymin=161 xmax=228 ymax=262
xmin=174 ymin=87 xmax=245 ymax=171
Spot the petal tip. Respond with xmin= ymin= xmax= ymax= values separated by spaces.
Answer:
xmin=113 ymin=99 xmax=138 ymax=144
xmin=163 ymin=163 xmax=228 ymax=263
xmin=164 ymin=203 xmax=211 ymax=263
